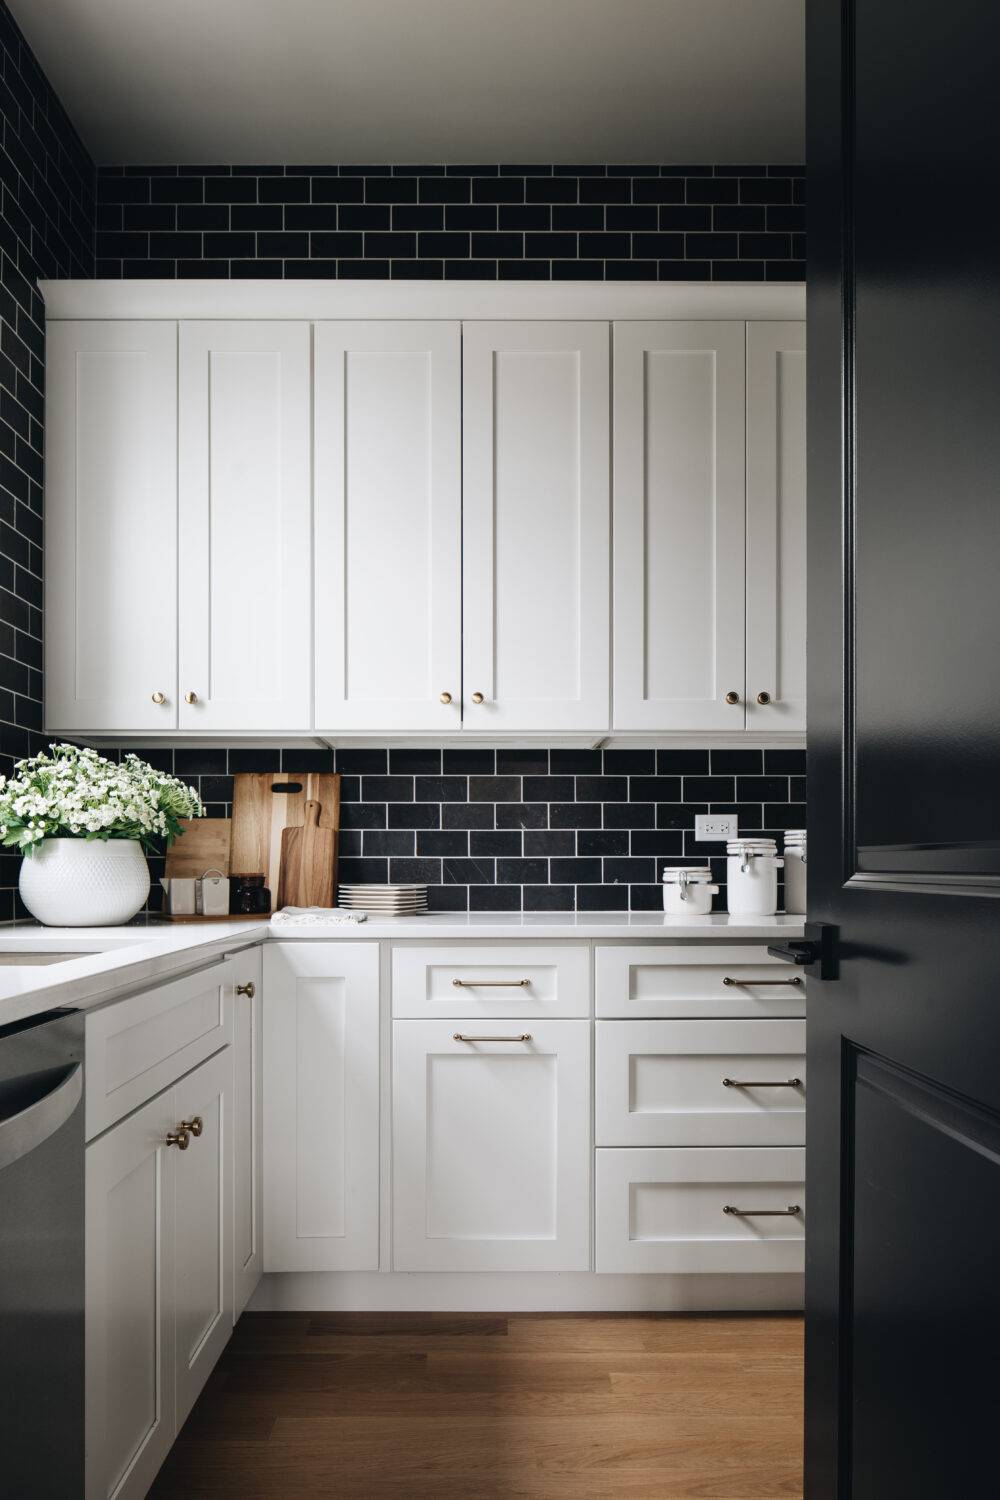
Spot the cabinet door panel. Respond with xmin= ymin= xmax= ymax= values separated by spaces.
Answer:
xmin=262 ymin=943 xmax=380 ymax=1271
xmin=746 ymin=322 xmax=807 ymax=731
xmin=178 ymin=322 xmax=311 ymax=731
xmin=46 ymin=321 xmax=177 ymax=733
xmin=463 ymin=322 xmax=610 ymax=732
xmin=232 ymin=947 xmax=263 ymax=1318
xmin=85 ymin=1090 xmax=176 ymax=1500
xmin=393 ymin=1020 xmax=591 ymax=1271
xmin=173 ymin=1047 xmax=233 ymax=1428
xmin=613 ymin=321 xmax=746 ymax=730
xmin=314 ymin=322 xmax=462 ymax=731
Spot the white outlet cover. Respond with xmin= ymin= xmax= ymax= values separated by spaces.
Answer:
xmin=695 ymin=813 xmax=738 ymax=841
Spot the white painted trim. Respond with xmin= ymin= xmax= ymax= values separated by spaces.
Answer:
xmin=40 ymin=279 xmax=805 ymax=323
xmin=248 ymin=1269 xmax=803 ymax=1313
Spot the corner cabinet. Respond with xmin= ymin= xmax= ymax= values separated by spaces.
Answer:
xmin=41 ymin=286 xmax=804 ymax=743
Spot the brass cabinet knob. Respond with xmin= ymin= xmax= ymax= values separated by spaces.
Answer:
xmin=724 ymin=691 xmax=740 ymax=705
xmin=471 ymin=692 xmax=485 ymax=705
xmin=756 ymin=690 xmax=772 ymax=706
xmin=439 ymin=691 xmax=452 ymax=705
xmin=166 ymin=1127 xmax=190 ymax=1151
xmin=182 ymin=1115 xmax=204 ymax=1138
xmin=236 ymin=981 xmax=256 ymax=999
xmin=184 ymin=691 xmax=198 ymax=705
xmin=151 ymin=691 xmax=166 ymax=705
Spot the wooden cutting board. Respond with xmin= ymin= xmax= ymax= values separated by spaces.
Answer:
xmin=230 ymin=772 xmax=341 ymax=911
xmin=164 ymin=818 xmax=232 ymax=878
xmin=276 ymin=800 xmax=336 ymax=909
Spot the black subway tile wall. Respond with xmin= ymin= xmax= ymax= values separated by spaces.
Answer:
xmin=120 ymin=746 xmax=806 ymax=915
xmin=0 ymin=2 xmax=95 ymax=919
xmin=95 ymin=165 xmax=804 ymax=281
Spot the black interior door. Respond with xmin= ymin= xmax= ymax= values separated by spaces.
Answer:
xmin=806 ymin=2 xmax=1000 ymax=1496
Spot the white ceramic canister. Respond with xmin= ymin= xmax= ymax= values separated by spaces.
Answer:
xmin=662 ymin=865 xmax=719 ymax=916
xmin=726 ymin=838 xmax=783 ymax=917
xmin=783 ymin=829 xmax=807 ymax=915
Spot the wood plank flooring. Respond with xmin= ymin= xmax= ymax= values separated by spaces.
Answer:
xmin=150 ymin=1312 xmax=804 ymax=1499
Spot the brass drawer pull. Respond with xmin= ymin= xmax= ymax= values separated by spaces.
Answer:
xmin=453 ymin=1033 xmax=532 ymax=1043
xmin=723 ymin=1077 xmax=802 ymax=1089
xmin=182 ymin=1115 xmax=204 ymax=1138
xmin=452 ymin=978 xmax=530 ymax=988
xmin=166 ymin=1127 xmax=190 ymax=1151
xmin=722 ymin=976 xmax=802 ymax=987
xmin=723 ymin=1204 xmax=801 ymax=1217
xmin=236 ymin=981 xmax=256 ymax=999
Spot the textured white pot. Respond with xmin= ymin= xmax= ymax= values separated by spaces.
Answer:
xmin=19 ymin=838 xmax=151 ymax=927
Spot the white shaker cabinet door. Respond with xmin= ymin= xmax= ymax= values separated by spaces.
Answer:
xmin=746 ymin=321 xmax=807 ymax=732
xmin=314 ymin=321 xmax=462 ymax=732
xmin=173 ymin=1046 xmax=234 ymax=1429
xmin=85 ymin=1088 xmax=177 ymax=1500
xmin=613 ymin=321 xmax=746 ymax=731
xmin=178 ymin=322 xmax=311 ymax=731
xmin=393 ymin=1020 xmax=591 ymax=1272
xmin=46 ymin=321 xmax=178 ymax=734
xmin=262 ymin=942 xmax=380 ymax=1271
xmin=462 ymin=321 xmax=610 ymax=733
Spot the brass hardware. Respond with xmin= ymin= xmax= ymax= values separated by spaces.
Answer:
xmin=184 ymin=691 xmax=198 ymax=705
xmin=471 ymin=692 xmax=485 ymax=705
xmin=723 ymin=1077 xmax=802 ymax=1089
xmin=452 ymin=978 xmax=530 ymax=988
xmin=182 ymin=1115 xmax=204 ymax=1138
xmin=723 ymin=1204 xmax=801 ymax=1217
xmin=724 ymin=690 xmax=740 ymax=705
xmin=236 ymin=981 xmax=256 ymax=999
xmin=756 ymin=690 xmax=772 ymax=706
xmin=439 ymin=691 xmax=452 ymax=705
xmin=723 ymin=976 xmax=802 ymax=987
xmin=151 ymin=691 xmax=166 ymax=705
xmin=166 ymin=1127 xmax=190 ymax=1151
xmin=453 ymin=1033 xmax=533 ymax=1043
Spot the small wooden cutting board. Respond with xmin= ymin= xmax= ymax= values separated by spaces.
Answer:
xmin=276 ymin=800 xmax=336 ymax=909
xmin=164 ymin=818 xmax=232 ymax=879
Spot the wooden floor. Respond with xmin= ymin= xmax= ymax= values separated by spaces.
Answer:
xmin=151 ymin=1311 xmax=804 ymax=1499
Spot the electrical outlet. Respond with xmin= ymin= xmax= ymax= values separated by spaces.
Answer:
xmin=695 ymin=814 xmax=738 ymax=841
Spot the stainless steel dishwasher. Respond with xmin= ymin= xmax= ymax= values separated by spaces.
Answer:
xmin=0 ymin=1006 xmax=85 ymax=1497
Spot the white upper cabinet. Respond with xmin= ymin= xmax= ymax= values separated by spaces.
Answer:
xmin=746 ymin=322 xmax=807 ymax=732
xmin=314 ymin=322 xmax=462 ymax=732
xmin=178 ymin=322 xmax=312 ymax=731
xmin=46 ymin=321 xmax=178 ymax=733
xmin=613 ymin=321 xmax=747 ymax=731
xmin=462 ymin=321 xmax=610 ymax=733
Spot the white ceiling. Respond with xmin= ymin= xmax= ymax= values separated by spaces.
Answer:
xmin=10 ymin=0 xmax=805 ymax=167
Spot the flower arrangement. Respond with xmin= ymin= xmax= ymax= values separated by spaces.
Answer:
xmin=0 ymin=743 xmax=204 ymax=855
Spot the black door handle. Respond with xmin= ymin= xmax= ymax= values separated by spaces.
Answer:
xmin=767 ymin=923 xmax=839 ymax=980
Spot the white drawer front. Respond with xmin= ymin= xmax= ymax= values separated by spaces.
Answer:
xmin=596 ymin=945 xmax=806 ymax=1018
xmin=85 ymin=960 xmax=233 ymax=1139
xmin=596 ymin=1146 xmax=805 ymax=1274
xmin=392 ymin=945 xmax=590 ymax=1018
xmin=596 ymin=1019 xmax=805 ymax=1146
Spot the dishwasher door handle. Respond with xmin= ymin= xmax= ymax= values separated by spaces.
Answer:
xmin=0 ymin=1062 xmax=82 ymax=1171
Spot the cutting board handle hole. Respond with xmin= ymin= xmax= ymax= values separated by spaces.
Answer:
xmin=271 ymin=782 xmax=303 ymax=795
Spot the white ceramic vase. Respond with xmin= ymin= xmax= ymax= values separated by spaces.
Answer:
xmin=19 ymin=838 xmax=151 ymax=927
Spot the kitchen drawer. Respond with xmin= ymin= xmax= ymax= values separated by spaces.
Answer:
xmin=392 ymin=944 xmax=590 ymax=1018
xmin=596 ymin=1019 xmax=805 ymax=1146
xmin=596 ymin=945 xmax=806 ymax=1018
xmin=595 ymin=1146 xmax=805 ymax=1274
xmin=85 ymin=960 xmax=233 ymax=1139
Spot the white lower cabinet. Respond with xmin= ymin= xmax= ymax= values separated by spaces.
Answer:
xmin=392 ymin=1020 xmax=591 ymax=1272
xmin=232 ymin=947 xmax=263 ymax=1318
xmin=85 ymin=1044 xmax=233 ymax=1500
xmin=262 ymin=942 xmax=380 ymax=1271
xmin=595 ymin=1146 xmax=805 ymax=1274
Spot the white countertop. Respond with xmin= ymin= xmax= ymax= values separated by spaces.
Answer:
xmin=0 ymin=911 xmax=805 ymax=1029
xmin=267 ymin=911 xmax=807 ymax=941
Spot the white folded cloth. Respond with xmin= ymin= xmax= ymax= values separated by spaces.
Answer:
xmin=271 ymin=906 xmax=368 ymax=925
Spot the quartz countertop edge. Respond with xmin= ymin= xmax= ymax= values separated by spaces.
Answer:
xmin=0 ymin=911 xmax=806 ymax=1030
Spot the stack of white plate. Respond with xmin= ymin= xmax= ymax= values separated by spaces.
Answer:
xmin=338 ymin=883 xmax=428 ymax=915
